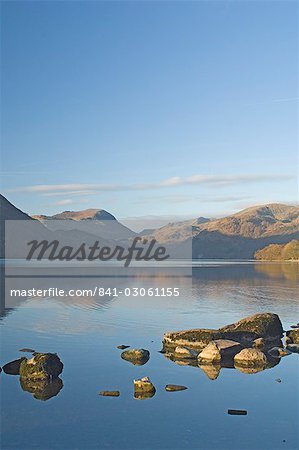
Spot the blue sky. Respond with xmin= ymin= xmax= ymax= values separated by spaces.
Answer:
xmin=1 ymin=1 xmax=298 ymax=229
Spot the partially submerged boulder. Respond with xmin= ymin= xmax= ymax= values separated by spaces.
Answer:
xmin=163 ymin=313 xmax=283 ymax=351
xmin=286 ymin=329 xmax=299 ymax=344
xmin=173 ymin=346 xmax=198 ymax=359
xmin=121 ymin=349 xmax=150 ymax=365
xmin=19 ymin=353 xmax=63 ymax=380
xmin=165 ymin=384 xmax=187 ymax=391
xmin=133 ymin=376 xmax=156 ymax=399
xmin=198 ymin=340 xmax=242 ymax=364
xmin=234 ymin=348 xmax=267 ymax=368
xmin=99 ymin=391 xmax=120 ymax=397
xmin=3 ymin=358 xmax=26 ymax=375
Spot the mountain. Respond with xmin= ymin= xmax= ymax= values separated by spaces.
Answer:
xmin=194 ymin=204 xmax=299 ymax=238
xmin=32 ymin=208 xmax=136 ymax=241
xmin=0 ymin=194 xmax=33 ymax=221
xmin=33 ymin=208 xmax=116 ymax=221
xmin=0 ymin=194 xmax=47 ymax=258
xmin=143 ymin=204 xmax=299 ymax=259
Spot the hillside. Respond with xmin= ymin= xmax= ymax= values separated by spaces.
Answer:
xmin=255 ymin=240 xmax=299 ymax=261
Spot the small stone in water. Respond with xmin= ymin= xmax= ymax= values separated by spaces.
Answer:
xmin=275 ymin=378 xmax=282 ymax=383
xmin=290 ymin=325 xmax=299 ymax=329
xmin=117 ymin=345 xmax=130 ymax=349
xmin=99 ymin=391 xmax=120 ymax=397
xmin=19 ymin=348 xmax=35 ymax=353
xmin=165 ymin=384 xmax=188 ymax=392
xmin=227 ymin=409 xmax=247 ymax=415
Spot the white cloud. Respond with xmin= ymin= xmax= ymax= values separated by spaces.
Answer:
xmin=6 ymin=173 xmax=295 ymax=195
xmin=54 ymin=199 xmax=74 ymax=206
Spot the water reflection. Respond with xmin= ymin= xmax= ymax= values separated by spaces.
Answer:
xmin=20 ymin=377 xmax=63 ymax=401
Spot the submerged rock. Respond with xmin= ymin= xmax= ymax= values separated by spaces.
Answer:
xmin=165 ymin=384 xmax=187 ymax=391
xmin=234 ymin=348 xmax=267 ymax=368
xmin=121 ymin=349 xmax=150 ymax=365
xmin=99 ymin=391 xmax=120 ymax=397
xmin=19 ymin=348 xmax=35 ymax=353
xmin=20 ymin=377 xmax=63 ymax=401
xmin=117 ymin=345 xmax=130 ymax=350
xmin=3 ymin=358 xmax=26 ymax=375
xmin=19 ymin=353 xmax=63 ymax=380
xmin=133 ymin=377 xmax=156 ymax=399
xmin=286 ymin=329 xmax=299 ymax=344
xmin=198 ymin=340 xmax=242 ymax=363
xmin=173 ymin=346 xmax=198 ymax=359
xmin=163 ymin=313 xmax=283 ymax=351
xmin=268 ymin=347 xmax=291 ymax=358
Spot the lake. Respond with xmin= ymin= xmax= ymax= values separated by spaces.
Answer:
xmin=0 ymin=262 xmax=298 ymax=450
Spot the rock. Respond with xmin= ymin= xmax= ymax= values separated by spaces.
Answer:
xmin=165 ymin=384 xmax=187 ymax=391
xmin=133 ymin=376 xmax=156 ymax=399
xmin=198 ymin=340 xmax=242 ymax=363
xmin=20 ymin=377 xmax=63 ymax=401
xmin=286 ymin=329 xmax=299 ymax=344
xmin=275 ymin=378 xmax=282 ymax=383
xmin=173 ymin=346 xmax=198 ymax=359
xmin=19 ymin=353 xmax=63 ymax=380
xmin=199 ymin=363 xmax=221 ymax=380
xmin=252 ymin=338 xmax=265 ymax=349
xmin=99 ymin=391 xmax=120 ymax=397
xmin=19 ymin=348 xmax=35 ymax=353
xmin=163 ymin=313 xmax=283 ymax=351
xmin=268 ymin=347 xmax=291 ymax=358
xmin=234 ymin=348 xmax=267 ymax=368
xmin=121 ymin=349 xmax=150 ymax=365
xmin=3 ymin=358 xmax=26 ymax=375
xmin=286 ymin=344 xmax=299 ymax=353
xmin=117 ymin=345 xmax=130 ymax=350
xmin=290 ymin=325 xmax=299 ymax=329
xmin=227 ymin=409 xmax=247 ymax=415
xmin=219 ymin=313 xmax=283 ymax=340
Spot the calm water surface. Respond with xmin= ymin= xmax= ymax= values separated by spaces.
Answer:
xmin=1 ymin=262 xmax=298 ymax=450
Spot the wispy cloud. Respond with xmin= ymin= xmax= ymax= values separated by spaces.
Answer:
xmin=54 ymin=199 xmax=74 ymax=206
xmin=6 ymin=173 xmax=295 ymax=195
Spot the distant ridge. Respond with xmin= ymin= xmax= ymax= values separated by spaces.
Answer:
xmin=33 ymin=208 xmax=116 ymax=221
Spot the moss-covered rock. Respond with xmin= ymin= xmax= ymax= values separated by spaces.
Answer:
xmin=19 ymin=353 xmax=63 ymax=380
xmin=163 ymin=313 xmax=283 ymax=351
xmin=133 ymin=377 xmax=156 ymax=400
xmin=121 ymin=349 xmax=150 ymax=365
xmin=286 ymin=329 xmax=299 ymax=344
xmin=3 ymin=358 xmax=26 ymax=375
xmin=219 ymin=313 xmax=283 ymax=339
